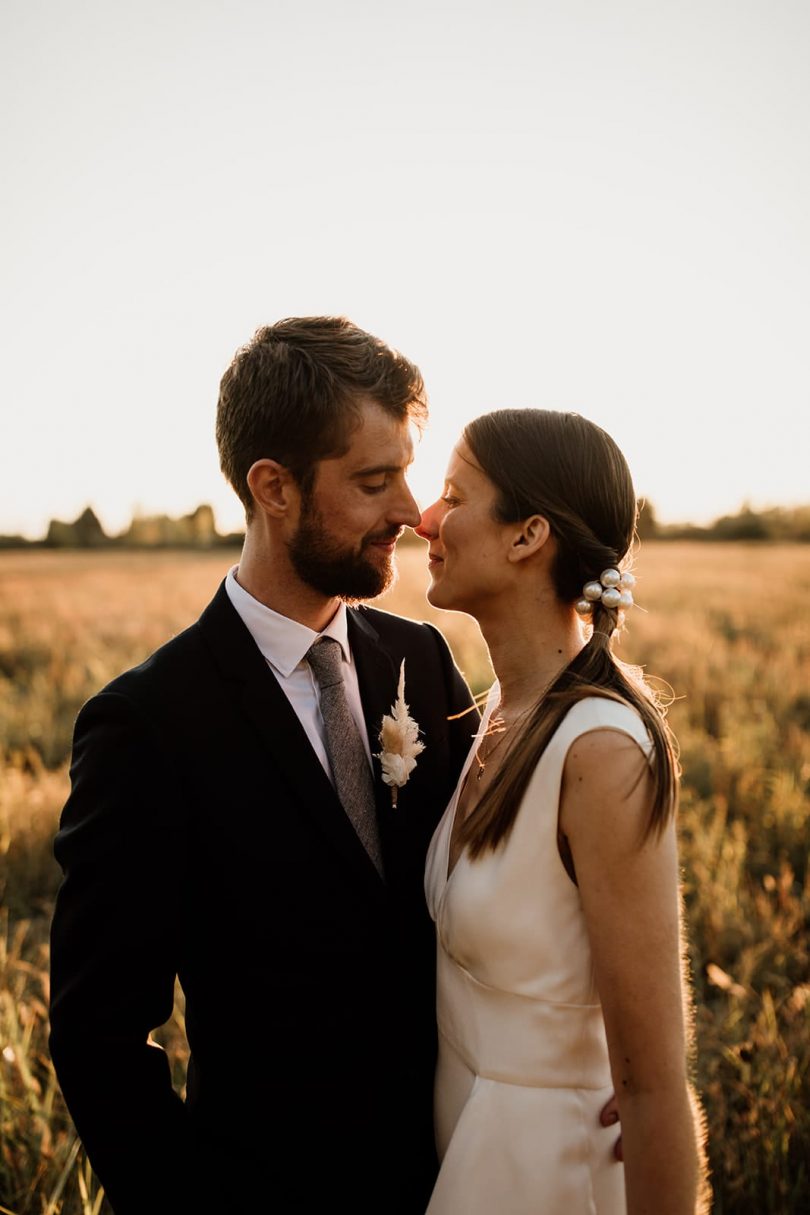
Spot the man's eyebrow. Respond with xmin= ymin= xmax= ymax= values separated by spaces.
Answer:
xmin=350 ymin=460 xmax=413 ymax=478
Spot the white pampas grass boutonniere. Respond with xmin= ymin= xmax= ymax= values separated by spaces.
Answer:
xmin=376 ymin=660 xmax=425 ymax=806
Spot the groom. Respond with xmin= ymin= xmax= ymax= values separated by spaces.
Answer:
xmin=49 ymin=317 xmax=478 ymax=1214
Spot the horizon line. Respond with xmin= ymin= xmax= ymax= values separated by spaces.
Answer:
xmin=3 ymin=497 xmax=810 ymax=546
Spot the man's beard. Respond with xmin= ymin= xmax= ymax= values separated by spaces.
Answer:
xmin=287 ymin=498 xmax=400 ymax=602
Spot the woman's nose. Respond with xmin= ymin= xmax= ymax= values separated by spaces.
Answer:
xmin=415 ymin=500 xmax=440 ymax=540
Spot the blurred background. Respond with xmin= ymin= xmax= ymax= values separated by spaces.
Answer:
xmin=1 ymin=2 xmax=808 ymax=1212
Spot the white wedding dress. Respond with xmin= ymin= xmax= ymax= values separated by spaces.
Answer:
xmin=424 ymin=689 xmax=653 ymax=1214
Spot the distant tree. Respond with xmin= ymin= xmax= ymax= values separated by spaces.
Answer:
xmin=713 ymin=504 xmax=771 ymax=541
xmin=123 ymin=504 xmax=219 ymax=547
xmin=46 ymin=506 xmax=107 ymax=548
xmin=185 ymin=504 xmax=216 ymax=546
xmin=636 ymin=499 xmax=659 ymax=539
xmin=124 ymin=513 xmax=173 ymax=546
xmin=0 ymin=533 xmax=28 ymax=549
xmin=758 ymin=505 xmax=810 ymax=542
xmin=73 ymin=507 xmax=107 ymax=547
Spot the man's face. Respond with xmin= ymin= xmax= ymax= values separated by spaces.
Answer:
xmin=287 ymin=398 xmax=421 ymax=600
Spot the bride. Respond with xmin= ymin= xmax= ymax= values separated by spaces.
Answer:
xmin=417 ymin=409 xmax=708 ymax=1214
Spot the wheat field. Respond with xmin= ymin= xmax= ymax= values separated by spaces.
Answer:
xmin=1 ymin=543 xmax=808 ymax=1213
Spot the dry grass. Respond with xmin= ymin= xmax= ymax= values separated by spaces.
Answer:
xmin=1 ymin=543 xmax=808 ymax=1213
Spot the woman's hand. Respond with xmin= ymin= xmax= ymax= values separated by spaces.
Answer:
xmin=600 ymin=1093 xmax=623 ymax=1160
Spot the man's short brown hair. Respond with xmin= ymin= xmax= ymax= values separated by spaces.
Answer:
xmin=216 ymin=316 xmax=428 ymax=517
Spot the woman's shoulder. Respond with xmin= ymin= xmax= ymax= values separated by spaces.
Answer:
xmin=553 ymin=695 xmax=653 ymax=757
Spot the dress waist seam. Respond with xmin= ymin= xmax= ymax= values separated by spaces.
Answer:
xmin=440 ymin=950 xmax=603 ymax=1012
xmin=437 ymin=1026 xmax=614 ymax=1092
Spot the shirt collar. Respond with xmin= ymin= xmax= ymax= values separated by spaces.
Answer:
xmin=225 ymin=565 xmax=351 ymax=678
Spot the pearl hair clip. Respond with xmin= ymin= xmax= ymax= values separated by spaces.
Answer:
xmin=575 ymin=568 xmax=636 ymax=616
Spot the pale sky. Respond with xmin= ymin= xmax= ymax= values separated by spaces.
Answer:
xmin=2 ymin=0 xmax=808 ymax=539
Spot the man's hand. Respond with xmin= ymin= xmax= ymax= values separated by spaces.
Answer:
xmin=600 ymin=1094 xmax=623 ymax=1161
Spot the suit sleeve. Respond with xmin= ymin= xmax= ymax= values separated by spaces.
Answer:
xmin=49 ymin=691 xmax=198 ymax=1214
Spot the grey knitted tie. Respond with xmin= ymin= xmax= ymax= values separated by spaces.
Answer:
xmin=306 ymin=638 xmax=384 ymax=877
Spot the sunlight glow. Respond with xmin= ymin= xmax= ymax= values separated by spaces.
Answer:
xmin=2 ymin=1 xmax=807 ymax=539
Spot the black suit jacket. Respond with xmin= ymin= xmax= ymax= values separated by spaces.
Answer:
xmin=49 ymin=582 xmax=476 ymax=1214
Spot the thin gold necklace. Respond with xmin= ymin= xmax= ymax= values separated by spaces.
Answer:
xmin=473 ymin=658 xmax=569 ymax=783
xmin=474 ymin=706 xmax=530 ymax=781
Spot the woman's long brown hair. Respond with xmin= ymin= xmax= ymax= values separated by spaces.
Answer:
xmin=457 ymin=409 xmax=679 ymax=862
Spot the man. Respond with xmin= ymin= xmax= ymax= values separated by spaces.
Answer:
xmin=49 ymin=317 xmax=477 ymax=1214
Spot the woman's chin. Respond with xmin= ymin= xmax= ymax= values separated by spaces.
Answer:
xmin=425 ymin=580 xmax=444 ymax=609
xmin=426 ymin=580 xmax=460 ymax=612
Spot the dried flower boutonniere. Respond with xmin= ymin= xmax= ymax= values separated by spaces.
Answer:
xmin=376 ymin=659 xmax=425 ymax=806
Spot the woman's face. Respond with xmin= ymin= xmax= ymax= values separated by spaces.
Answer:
xmin=415 ymin=439 xmax=516 ymax=614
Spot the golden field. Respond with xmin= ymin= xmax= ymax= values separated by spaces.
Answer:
xmin=1 ymin=543 xmax=808 ymax=1214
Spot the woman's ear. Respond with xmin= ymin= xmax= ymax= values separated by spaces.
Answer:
xmin=507 ymin=514 xmax=552 ymax=563
xmin=246 ymin=459 xmax=298 ymax=519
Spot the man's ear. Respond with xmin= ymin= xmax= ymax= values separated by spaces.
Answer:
xmin=246 ymin=459 xmax=299 ymax=519
xmin=507 ymin=514 xmax=552 ymax=563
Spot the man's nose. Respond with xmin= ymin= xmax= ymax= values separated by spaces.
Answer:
xmin=392 ymin=482 xmax=421 ymax=529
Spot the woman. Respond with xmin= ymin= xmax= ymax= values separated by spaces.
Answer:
xmin=417 ymin=410 xmax=708 ymax=1214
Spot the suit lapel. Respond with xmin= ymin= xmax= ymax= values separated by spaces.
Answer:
xmin=347 ymin=607 xmax=400 ymax=805
xmin=347 ymin=606 xmax=420 ymax=892
xmin=198 ymin=583 xmax=386 ymax=901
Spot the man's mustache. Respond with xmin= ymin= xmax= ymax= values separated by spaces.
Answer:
xmin=364 ymin=528 xmax=403 ymax=546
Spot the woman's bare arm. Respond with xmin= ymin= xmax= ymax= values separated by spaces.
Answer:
xmin=560 ymin=728 xmax=709 ymax=1215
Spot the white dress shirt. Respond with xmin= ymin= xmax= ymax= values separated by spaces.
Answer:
xmin=224 ymin=566 xmax=373 ymax=782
